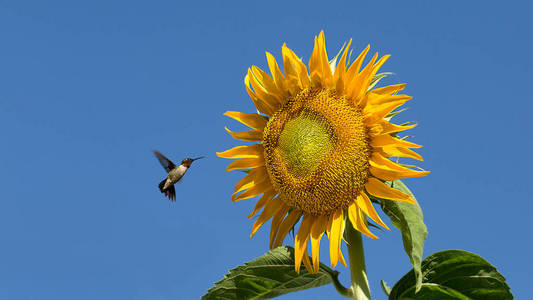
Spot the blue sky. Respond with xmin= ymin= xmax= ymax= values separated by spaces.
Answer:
xmin=1 ymin=0 xmax=531 ymax=299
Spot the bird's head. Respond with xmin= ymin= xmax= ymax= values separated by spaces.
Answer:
xmin=182 ymin=156 xmax=205 ymax=167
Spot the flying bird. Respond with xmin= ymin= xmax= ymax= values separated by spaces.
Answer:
xmin=153 ymin=150 xmax=204 ymax=201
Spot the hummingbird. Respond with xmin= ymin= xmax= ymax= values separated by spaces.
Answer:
xmin=153 ymin=150 xmax=204 ymax=202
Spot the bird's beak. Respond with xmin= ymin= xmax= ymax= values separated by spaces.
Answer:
xmin=192 ymin=156 xmax=205 ymax=161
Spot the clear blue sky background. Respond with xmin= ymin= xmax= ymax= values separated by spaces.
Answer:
xmin=1 ymin=1 xmax=531 ymax=299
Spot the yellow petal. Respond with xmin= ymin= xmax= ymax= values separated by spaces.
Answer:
xmin=310 ymin=215 xmax=327 ymax=273
xmin=217 ymin=144 xmax=263 ymax=159
xmin=370 ymin=166 xmax=430 ymax=181
xmin=281 ymin=43 xmax=301 ymax=94
xmin=224 ymin=111 xmax=268 ymax=131
xmin=363 ymin=96 xmax=411 ymax=123
xmin=232 ymin=179 xmax=272 ymax=202
xmin=365 ymin=178 xmax=414 ymax=203
xmin=345 ymin=45 xmax=370 ymax=84
xmin=251 ymin=196 xmax=284 ymax=237
xmin=357 ymin=207 xmax=377 ymax=239
xmin=360 ymin=52 xmax=380 ymax=78
xmin=273 ymin=209 xmax=301 ymax=248
xmin=224 ymin=127 xmax=263 ymax=142
xmin=366 ymin=55 xmax=390 ymax=86
xmin=266 ymin=52 xmax=289 ymax=98
xmin=356 ymin=193 xmax=389 ymax=230
xmin=378 ymin=146 xmax=423 ymax=161
xmin=367 ymin=94 xmax=412 ymax=106
xmin=328 ymin=208 xmax=343 ymax=268
xmin=308 ymin=31 xmax=333 ymax=87
xmin=302 ymin=248 xmax=314 ymax=274
xmin=338 ymin=248 xmax=347 ymax=267
xmin=369 ymin=121 xmax=417 ymax=136
xmin=357 ymin=54 xmax=391 ymax=106
xmin=371 ymin=134 xmax=422 ymax=149
xmin=309 ymin=35 xmax=322 ymax=86
xmin=225 ymin=156 xmax=265 ymax=172
xmin=248 ymin=188 xmax=277 ymax=219
xmin=333 ymin=39 xmax=352 ymax=77
xmin=371 ymin=54 xmax=390 ymax=76
xmin=251 ymin=66 xmax=283 ymax=103
xmin=369 ymin=153 xmax=430 ymax=181
xmin=233 ymin=166 xmax=268 ymax=193
xmin=269 ymin=204 xmax=289 ymax=248
xmin=371 ymin=83 xmax=406 ymax=95
xmin=348 ymin=202 xmax=377 ymax=239
xmin=371 ymin=153 xmax=417 ymax=171
xmin=347 ymin=52 xmax=378 ymax=103
xmin=282 ymin=45 xmax=310 ymax=88
xmin=248 ymin=68 xmax=282 ymax=109
xmin=317 ymin=31 xmax=333 ymax=86
xmin=334 ymin=39 xmax=353 ymax=94
xmin=294 ymin=214 xmax=314 ymax=274
xmin=245 ymin=72 xmax=276 ymax=116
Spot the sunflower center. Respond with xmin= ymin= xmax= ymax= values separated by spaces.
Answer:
xmin=263 ymin=88 xmax=371 ymax=216
xmin=278 ymin=112 xmax=335 ymax=178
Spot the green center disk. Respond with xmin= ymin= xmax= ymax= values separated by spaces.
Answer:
xmin=277 ymin=112 xmax=335 ymax=177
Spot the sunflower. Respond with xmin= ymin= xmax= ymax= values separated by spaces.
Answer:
xmin=217 ymin=31 xmax=429 ymax=274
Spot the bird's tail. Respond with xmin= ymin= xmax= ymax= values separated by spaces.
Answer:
xmin=158 ymin=179 xmax=176 ymax=202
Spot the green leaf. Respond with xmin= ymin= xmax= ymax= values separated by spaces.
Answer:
xmin=393 ymin=283 xmax=471 ymax=299
xmin=370 ymin=180 xmax=427 ymax=292
xmin=202 ymin=246 xmax=335 ymax=300
xmin=389 ymin=250 xmax=513 ymax=300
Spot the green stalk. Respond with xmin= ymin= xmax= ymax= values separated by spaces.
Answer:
xmin=346 ymin=219 xmax=371 ymax=300
xmin=323 ymin=269 xmax=353 ymax=298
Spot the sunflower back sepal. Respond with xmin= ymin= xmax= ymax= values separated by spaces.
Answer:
xmin=369 ymin=179 xmax=428 ymax=292
xmin=202 ymin=246 xmax=336 ymax=300
xmin=381 ymin=280 xmax=392 ymax=296
xmin=387 ymin=249 xmax=513 ymax=300
xmin=368 ymin=72 xmax=393 ymax=91
xmin=385 ymin=108 xmax=407 ymax=121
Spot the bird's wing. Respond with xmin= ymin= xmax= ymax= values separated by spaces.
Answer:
xmin=153 ymin=150 xmax=176 ymax=173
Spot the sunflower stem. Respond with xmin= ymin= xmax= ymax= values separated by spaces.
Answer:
xmin=346 ymin=219 xmax=371 ymax=300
